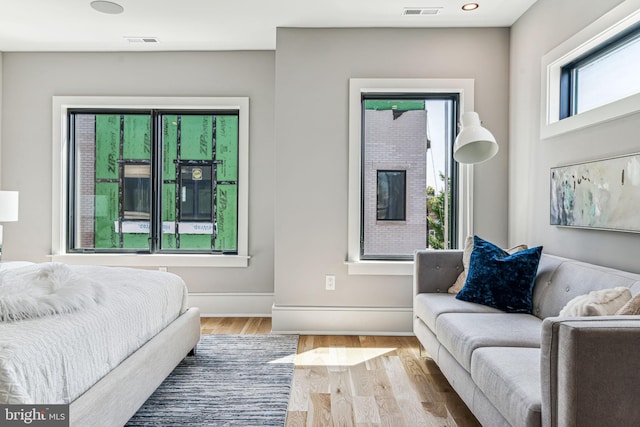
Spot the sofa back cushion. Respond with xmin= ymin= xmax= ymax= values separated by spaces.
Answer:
xmin=532 ymin=254 xmax=640 ymax=319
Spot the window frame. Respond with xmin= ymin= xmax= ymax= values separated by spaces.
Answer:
xmin=360 ymin=93 xmax=460 ymax=261
xmin=559 ymin=21 xmax=640 ymax=120
xmin=347 ymin=78 xmax=475 ymax=276
xmin=541 ymin=0 xmax=640 ymax=139
xmin=66 ymin=108 xmax=239 ymax=255
xmin=52 ymin=96 xmax=250 ymax=267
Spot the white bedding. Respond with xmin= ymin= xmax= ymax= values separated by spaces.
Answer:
xmin=0 ymin=263 xmax=188 ymax=404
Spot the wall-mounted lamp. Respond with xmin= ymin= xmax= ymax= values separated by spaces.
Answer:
xmin=0 ymin=191 xmax=19 ymax=261
xmin=453 ymin=112 xmax=499 ymax=164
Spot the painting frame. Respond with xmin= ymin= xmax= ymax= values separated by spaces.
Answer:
xmin=550 ymin=152 xmax=640 ymax=233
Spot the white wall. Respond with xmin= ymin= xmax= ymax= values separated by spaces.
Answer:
xmin=273 ymin=28 xmax=510 ymax=333
xmin=0 ymin=52 xmax=2 ymax=188
xmin=509 ymin=0 xmax=640 ymax=272
xmin=0 ymin=51 xmax=276 ymax=302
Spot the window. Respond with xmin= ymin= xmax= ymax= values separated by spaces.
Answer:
xmin=69 ymin=110 xmax=238 ymax=254
xmin=123 ymin=165 xmax=151 ymax=220
xmin=348 ymin=78 xmax=475 ymax=275
xmin=52 ymin=96 xmax=249 ymax=267
xmin=541 ymin=2 xmax=640 ymax=139
xmin=376 ymin=170 xmax=406 ymax=221
xmin=360 ymin=95 xmax=458 ymax=260
xmin=180 ymin=165 xmax=213 ymax=221
xmin=560 ymin=23 xmax=640 ymax=119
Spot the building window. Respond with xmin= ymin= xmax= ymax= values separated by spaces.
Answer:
xmin=68 ymin=110 xmax=239 ymax=254
xmin=560 ymin=23 xmax=640 ymax=119
xmin=123 ymin=164 xmax=151 ymax=221
xmin=179 ymin=165 xmax=213 ymax=221
xmin=376 ymin=170 xmax=406 ymax=221
xmin=360 ymin=95 xmax=458 ymax=260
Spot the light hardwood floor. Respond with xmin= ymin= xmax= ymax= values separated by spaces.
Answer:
xmin=200 ymin=317 xmax=481 ymax=427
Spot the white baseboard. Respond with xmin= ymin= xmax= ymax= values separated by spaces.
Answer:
xmin=271 ymin=305 xmax=414 ymax=336
xmin=188 ymin=293 xmax=274 ymax=317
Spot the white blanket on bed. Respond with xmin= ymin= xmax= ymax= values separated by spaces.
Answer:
xmin=0 ymin=264 xmax=188 ymax=404
xmin=0 ymin=263 xmax=105 ymax=321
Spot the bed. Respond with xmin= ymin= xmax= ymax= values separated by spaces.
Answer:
xmin=0 ymin=262 xmax=201 ymax=427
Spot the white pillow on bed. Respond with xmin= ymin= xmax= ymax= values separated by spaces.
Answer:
xmin=0 ymin=262 xmax=104 ymax=321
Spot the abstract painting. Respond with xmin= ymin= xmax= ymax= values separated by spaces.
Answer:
xmin=550 ymin=153 xmax=640 ymax=233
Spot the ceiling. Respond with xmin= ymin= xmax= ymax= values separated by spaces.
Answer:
xmin=0 ymin=0 xmax=538 ymax=52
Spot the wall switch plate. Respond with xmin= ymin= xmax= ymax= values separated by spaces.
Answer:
xmin=325 ymin=275 xmax=336 ymax=291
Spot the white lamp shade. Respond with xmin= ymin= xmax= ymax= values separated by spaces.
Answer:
xmin=0 ymin=191 xmax=19 ymax=222
xmin=453 ymin=112 xmax=499 ymax=164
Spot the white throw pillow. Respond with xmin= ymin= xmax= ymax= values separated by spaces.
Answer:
xmin=617 ymin=292 xmax=640 ymax=315
xmin=559 ymin=287 xmax=632 ymax=317
xmin=448 ymin=235 xmax=474 ymax=294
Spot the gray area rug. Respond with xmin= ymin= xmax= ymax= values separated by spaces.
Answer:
xmin=126 ymin=334 xmax=299 ymax=426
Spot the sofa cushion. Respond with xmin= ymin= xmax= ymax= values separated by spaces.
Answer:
xmin=456 ymin=236 xmax=543 ymax=313
xmin=414 ymin=293 xmax=502 ymax=332
xmin=436 ymin=313 xmax=542 ymax=371
xmin=471 ymin=347 xmax=542 ymax=427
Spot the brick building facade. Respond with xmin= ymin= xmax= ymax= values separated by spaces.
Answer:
xmin=362 ymin=109 xmax=427 ymax=257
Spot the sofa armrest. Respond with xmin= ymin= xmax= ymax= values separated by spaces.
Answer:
xmin=541 ymin=316 xmax=640 ymax=427
xmin=413 ymin=249 xmax=463 ymax=295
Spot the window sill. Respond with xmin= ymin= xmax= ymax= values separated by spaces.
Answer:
xmin=345 ymin=260 xmax=413 ymax=276
xmin=48 ymin=253 xmax=250 ymax=268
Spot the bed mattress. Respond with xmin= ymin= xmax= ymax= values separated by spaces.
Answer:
xmin=0 ymin=263 xmax=188 ymax=404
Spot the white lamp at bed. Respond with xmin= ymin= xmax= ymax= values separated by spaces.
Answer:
xmin=0 ymin=191 xmax=19 ymax=261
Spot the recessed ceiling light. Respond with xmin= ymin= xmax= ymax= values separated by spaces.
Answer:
xmin=462 ymin=3 xmax=479 ymax=11
xmin=90 ymin=1 xmax=124 ymax=15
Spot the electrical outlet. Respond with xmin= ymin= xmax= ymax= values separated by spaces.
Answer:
xmin=158 ymin=267 xmax=167 ymax=272
xmin=325 ymin=275 xmax=336 ymax=291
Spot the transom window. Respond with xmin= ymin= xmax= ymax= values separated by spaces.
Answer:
xmin=541 ymin=4 xmax=640 ymax=139
xmin=68 ymin=109 xmax=239 ymax=254
xmin=560 ymin=22 xmax=640 ymax=119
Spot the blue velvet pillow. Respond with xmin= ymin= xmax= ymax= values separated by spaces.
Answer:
xmin=456 ymin=236 xmax=543 ymax=313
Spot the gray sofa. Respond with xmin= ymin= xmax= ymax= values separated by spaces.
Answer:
xmin=414 ymin=249 xmax=640 ymax=427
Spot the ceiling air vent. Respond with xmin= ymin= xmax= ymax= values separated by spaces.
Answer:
xmin=125 ymin=37 xmax=159 ymax=43
xmin=403 ymin=7 xmax=441 ymax=16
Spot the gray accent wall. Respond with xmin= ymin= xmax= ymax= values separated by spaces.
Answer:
xmin=273 ymin=28 xmax=510 ymax=310
xmin=0 ymin=51 xmax=275 ymax=293
xmin=509 ymin=0 xmax=640 ymax=273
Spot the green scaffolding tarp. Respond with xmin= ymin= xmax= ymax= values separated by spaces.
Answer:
xmin=92 ymin=112 xmax=239 ymax=252
xmin=215 ymin=184 xmax=238 ymax=251
xmin=95 ymin=115 xmax=119 ymax=180
xmin=161 ymin=114 xmax=238 ymax=252
xmin=364 ymin=100 xmax=425 ymax=111
xmin=94 ymin=182 xmax=118 ymax=248
xmin=94 ymin=114 xmax=150 ymax=250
